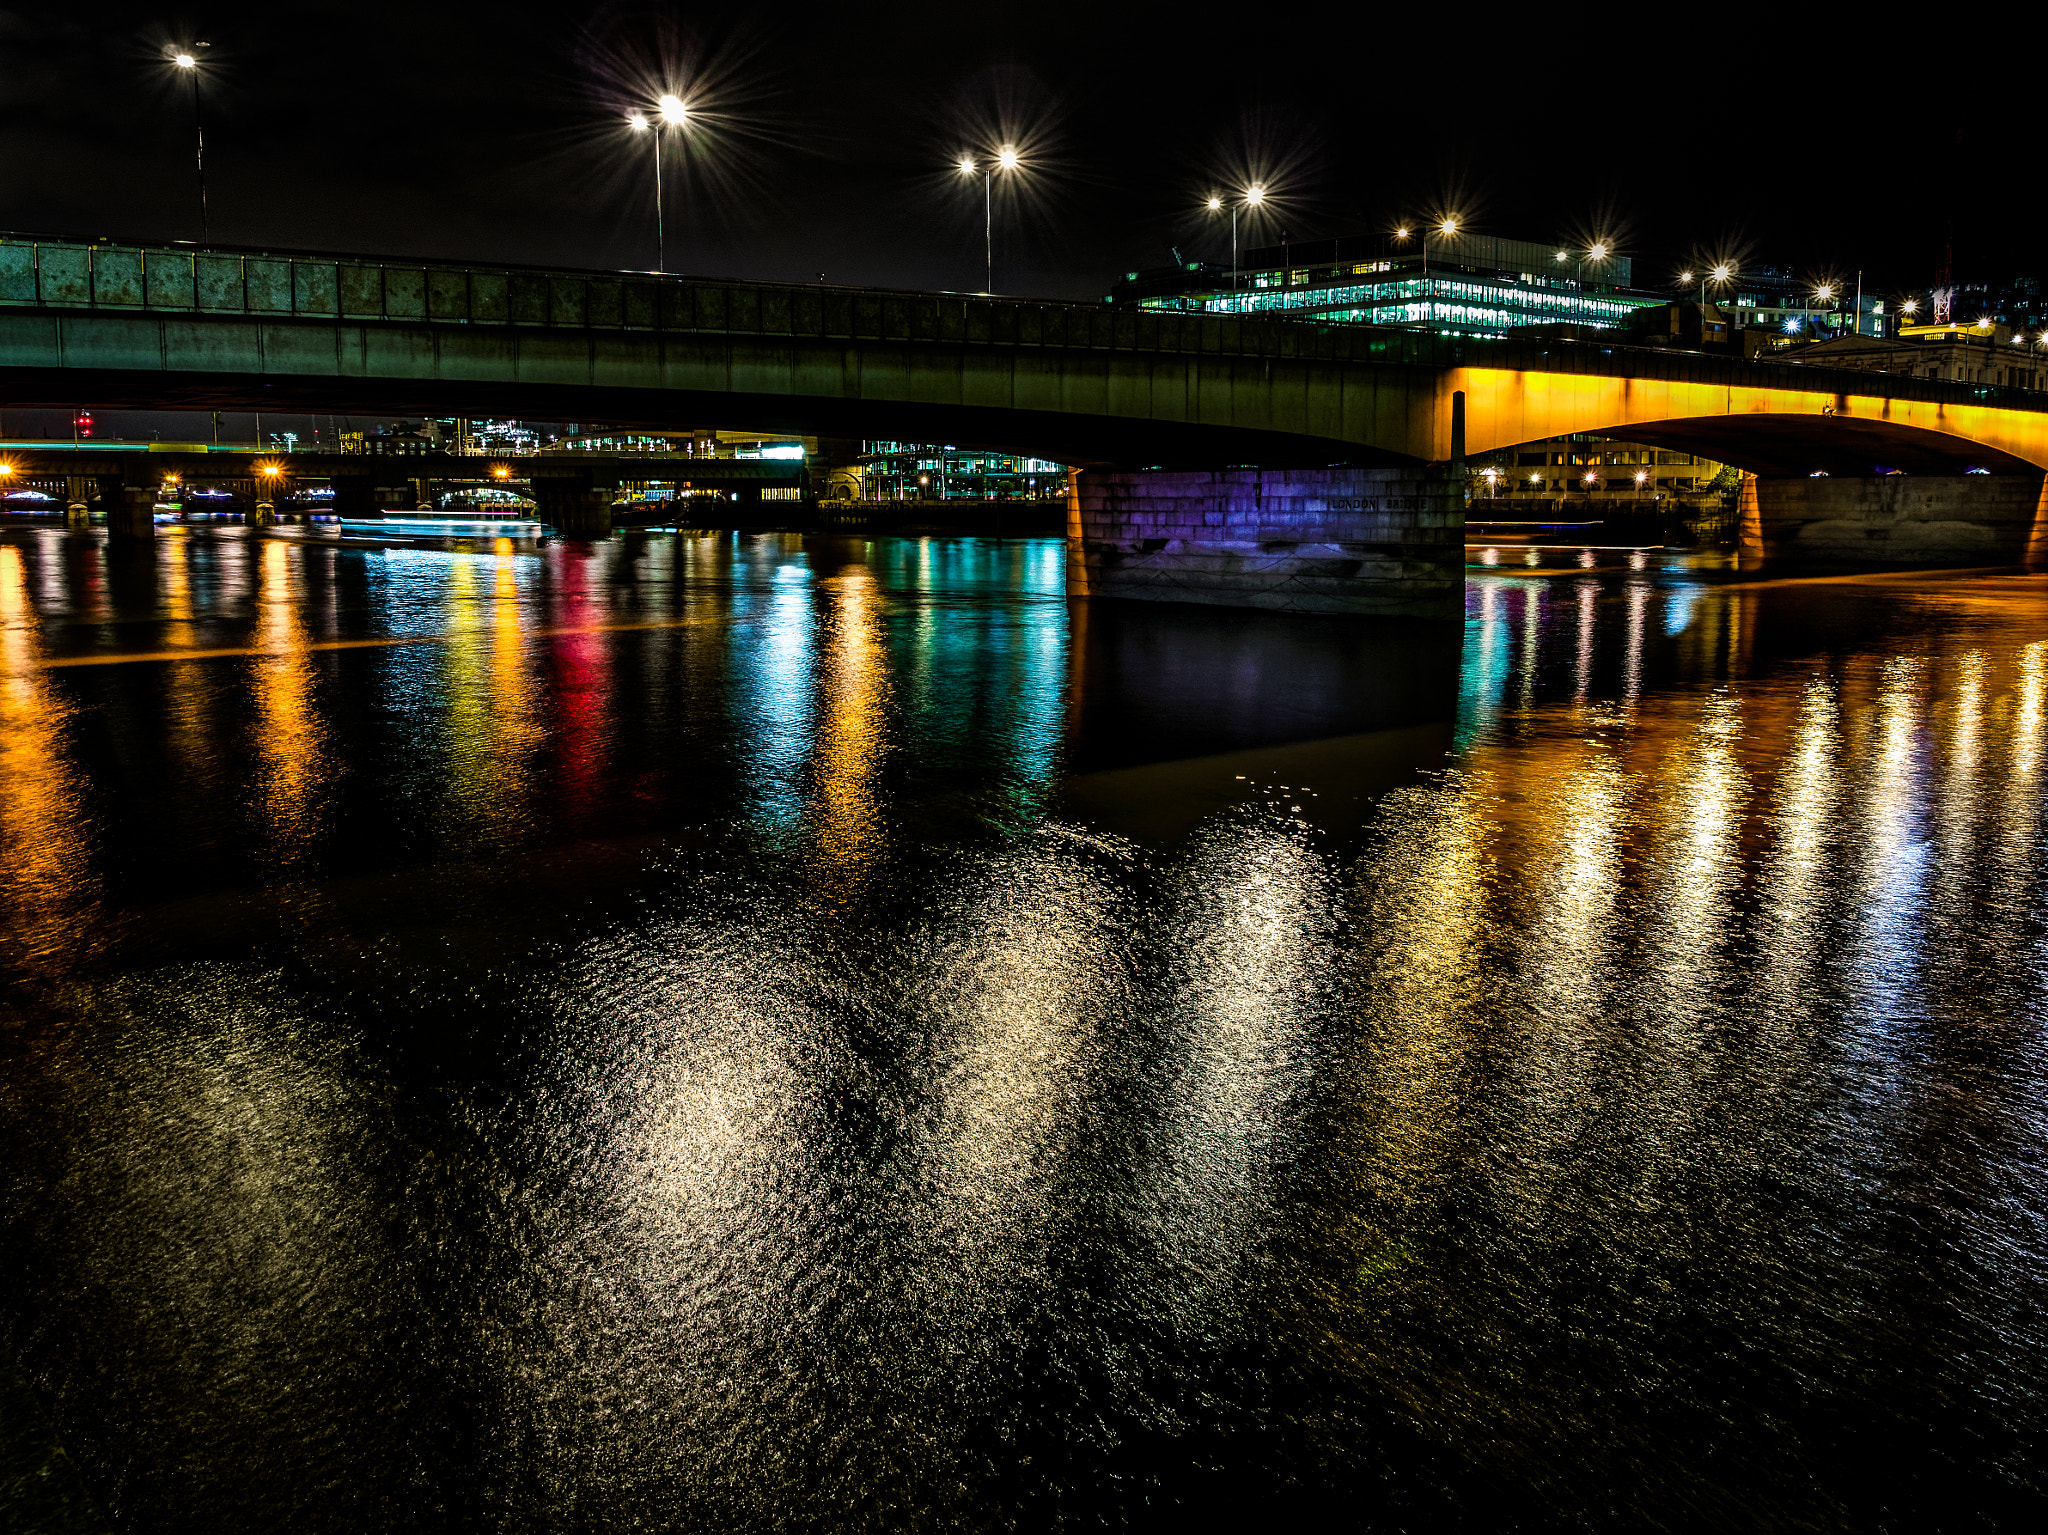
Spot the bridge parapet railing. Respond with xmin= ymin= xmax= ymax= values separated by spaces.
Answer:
xmin=4 ymin=233 xmax=2045 ymax=417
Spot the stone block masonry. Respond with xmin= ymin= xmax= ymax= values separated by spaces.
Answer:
xmin=1068 ymin=467 xmax=1463 ymax=618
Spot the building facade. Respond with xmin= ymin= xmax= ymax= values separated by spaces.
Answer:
xmin=1470 ymin=434 xmax=1737 ymax=507
xmin=1108 ymin=233 xmax=1667 ymax=338
xmin=848 ymin=443 xmax=1066 ymax=502
xmin=1772 ymin=325 xmax=2048 ymax=389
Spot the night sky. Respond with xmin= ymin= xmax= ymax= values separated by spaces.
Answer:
xmin=1 ymin=1 xmax=2039 ymax=438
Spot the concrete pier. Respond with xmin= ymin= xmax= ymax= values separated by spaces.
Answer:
xmin=533 ymin=481 xmax=613 ymax=537
xmin=1067 ymin=467 xmax=1462 ymax=618
xmin=331 ymin=480 xmax=379 ymax=520
xmin=1738 ymin=472 xmax=2048 ymax=568
xmin=108 ymin=485 xmax=156 ymax=539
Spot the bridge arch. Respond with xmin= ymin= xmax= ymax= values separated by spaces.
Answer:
xmin=1452 ymin=367 xmax=2048 ymax=477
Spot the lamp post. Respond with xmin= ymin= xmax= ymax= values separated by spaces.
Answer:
xmin=1207 ymin=185 xmax=1265 ymax=292
xmin=627 ymin=94 xmax=688 ymax=272
xmin=1680 ymin=262 xmax=1734 ymax=309
xmin=170 ymin=45 xmax=209 ymax=240
xmin=1812 ymin=282 xmax=1838 ymax=336
xmin=1581 ymin=241 xmax=1609 ymax=290
xmin=1395 ymin=216 xmax=1459 ymax=279
xmin=960 ymin=145 xmax=1021 ymax=293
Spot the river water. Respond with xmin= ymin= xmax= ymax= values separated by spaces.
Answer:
xmin=1 ymin=527 xmax=2044 ymax=1531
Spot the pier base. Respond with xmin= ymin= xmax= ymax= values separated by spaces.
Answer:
xmin=1067 ymin=466 xmax=1462 ymax=617
xmin=1739 ymin=472 xmax=2047 ymax=568
xmin=108 ymin=486 xmax=155 ymax=540
xmin=536 ymin=482 xmax=613 ymax=538
xmin=331 ymin=480 xmax=379 ymax=520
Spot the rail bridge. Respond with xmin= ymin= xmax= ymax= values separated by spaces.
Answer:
xmin=6 ymin=233 xmax=2047 ymax=612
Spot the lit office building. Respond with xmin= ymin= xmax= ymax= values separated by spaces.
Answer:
xmin=1108 ymin=233 xmax=1667 ymax=337
xmin=852 ymin=443 xmax=1066 ymax=502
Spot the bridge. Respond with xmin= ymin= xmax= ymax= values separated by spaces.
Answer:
xmin=6 ymin=233 xmax=2047 ymax=611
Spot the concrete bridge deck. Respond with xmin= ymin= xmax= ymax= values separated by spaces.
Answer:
xmin=9 ymin=232 xmax=2048 ymax=598
xmin=7 ymin=232 xmax=2048 ymax=475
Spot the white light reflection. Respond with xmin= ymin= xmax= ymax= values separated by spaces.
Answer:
xmin=1836 ymin=656 xmax=1934 ymax=1102
xmin=1931 ymin=651 xmax=1985 ymax=916
xmin=1487 ymin=743 xmax=1634 ymax=1223
xmin=1748 ymin=675 xmax=1843 ymax=1067
xmin=514 ymin=919 xmax=841 ymax=1514
xmin=1126 ymin=818 xmax=1335 ymax=1312
xmin=1628 ymin=687 xmax=1750 ymax=1159
xmin=907 ymin=837 xmax=1122 ymax=1323
xmin=1573 ymin=580 xmax=1596 ymax=704
xmin=1622 ymin=579 xmax=1649 ymax=707
xmin=1516 ymin=582 xmax=1542 ymax=713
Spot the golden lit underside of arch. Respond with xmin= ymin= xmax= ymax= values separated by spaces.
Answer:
xmin=1449 ymin=367 xmax=2048 ymax=477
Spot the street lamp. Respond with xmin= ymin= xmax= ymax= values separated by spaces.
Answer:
xmin=169 ymin=44 xmax=209 ymax=240
xmin=1688 ymin=261 xmax=1737 ymax=316
xmin=627 ymin=93 xmax=688 ymax=272
xmin=1395 ymin=216 xmax=1459 ymax=279
xmin=960 ymin=145 xmax=1022 ymax=293
xmin=1585 ymin=241 xmax=1608 ymax=283
xmin=1209 ymin=185 xmax=1264 ymax=291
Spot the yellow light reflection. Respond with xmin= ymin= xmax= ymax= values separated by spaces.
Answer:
xmin=0 ymin=544 xmax=104 ymax=973
xmin=440 ymin=553 xmax=538 ymax=847
xmin=159 ymin=531 xmax=218 ymax=803
xmin=251 ymin=540 xmax=330 ymax=869
xmin=803 ymin=565 xmax=888 ymax=907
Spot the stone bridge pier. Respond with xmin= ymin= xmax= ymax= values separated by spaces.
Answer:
xmin=530 ymin=477 xmax=615 ymax=538
xmin=1738 ymin=473 xmax=2048 ymax=569
xmin=1066 ymin=466 xmax=1464 ymax=619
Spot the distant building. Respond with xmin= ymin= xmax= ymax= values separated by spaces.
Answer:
xmin=1108 ymin=232 xmax=1668 ymax=338
xmin=1771 ymin=325 xmax=2048 ymax=389
xmin=1926 ymin=277 xmax=2047 ymax=334
xmin=852 ymin=443 xmax=1066 ymax=502
xmin=1705 ymin=265 xmax=1885 ymax=343
xmin=1470 ymin=433 xmax=1736 ymax=507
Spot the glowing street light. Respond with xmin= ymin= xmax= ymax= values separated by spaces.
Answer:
xmin=167 ymin=43 xmax=210 ymax=240
xmin=627 ymin=93 xmax=689 ymax=272
xmin=1395 ymin=215 xmax=1461 ymax=278
xmin=1684 ymin=261 xmax=1737 ymax=311
xmin=1209 ymin=184 xmax=1267 ymax=290
xmin=961 ymin=144 xmax=1024 ymax=293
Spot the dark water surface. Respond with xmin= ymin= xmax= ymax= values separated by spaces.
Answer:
xmin=2 ymin=526 xmax=2045 ymax=1531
